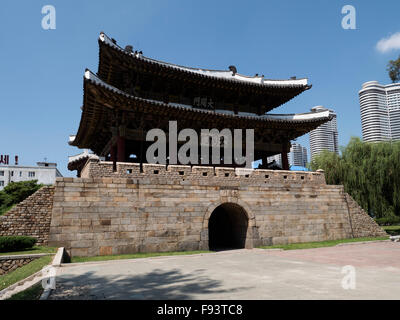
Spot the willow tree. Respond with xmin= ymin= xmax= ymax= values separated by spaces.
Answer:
xmin=308 ymin=150 xmax=343 ymax=185
xmin=310 ymin=137 xmax=400 ymax=218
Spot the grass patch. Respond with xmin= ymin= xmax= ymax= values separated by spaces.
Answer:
xmin=71 ymin=250 xmax=211 ymax=263
xmin=0 ymin=255 xmax=52 ymax=291
xmin=0 ymin=246 xmax=57 ymax=256
xmin=258 ymin=236 xmax=389 ymax=251
xmin=383 ymin=225 xmax=400 ymax=236
xmin=6 ymin=283 xmax=43 ymax=300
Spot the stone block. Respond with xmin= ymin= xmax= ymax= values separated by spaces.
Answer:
xmin=99 ymin=246 xmax=113 ymax=256
xmin=71 ymin=248 xmax=89 ymax=257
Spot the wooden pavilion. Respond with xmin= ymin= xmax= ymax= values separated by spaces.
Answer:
xmin=69 ymin=32 xmax=331 ymax=175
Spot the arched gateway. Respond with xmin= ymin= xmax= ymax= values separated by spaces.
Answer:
xmin=208 ymin=203 xmax=250 ymax=251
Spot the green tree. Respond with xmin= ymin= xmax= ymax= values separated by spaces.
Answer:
xmin=387 ymin=55 xmax=400 ymax=83
xmin=309 ymin=150 xmax=342 ymax=185
xmin=0 ymin=180 xmax=43 ymax=215
xmin=310 ymin=137 xmax=400 ymax=218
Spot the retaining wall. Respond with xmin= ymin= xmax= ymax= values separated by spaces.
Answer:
xmin=0 ymin=186 xmax=55 ymax=245
xmin=48 ymin=161 xmax=386 ymax=257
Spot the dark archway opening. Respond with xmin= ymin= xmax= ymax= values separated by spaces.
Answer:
xmin=208 ymin=203 xmax=249 ymax=251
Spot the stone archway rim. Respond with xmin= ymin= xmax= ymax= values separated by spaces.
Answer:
xmin=202 ymin=199 xmax=255 ymax=229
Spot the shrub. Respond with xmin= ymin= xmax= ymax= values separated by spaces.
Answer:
xmin=0 ymin=236 xmax=37 ymax=253
xmin=0 ymin=180 xmax=43 ymax=215
xmin=375 ymin=216 xmax=400 ymax=226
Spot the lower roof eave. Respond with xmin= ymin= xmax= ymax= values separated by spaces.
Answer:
xmin=81 ymin=69 xmax=331 ymax=124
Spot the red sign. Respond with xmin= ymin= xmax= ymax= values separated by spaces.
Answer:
xmin=0 ymin=155 xmax=9 ymax=165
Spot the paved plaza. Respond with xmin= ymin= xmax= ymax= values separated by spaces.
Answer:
xmin=49 ymin=241 xmax=400 ymax=300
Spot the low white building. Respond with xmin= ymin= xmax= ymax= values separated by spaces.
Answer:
xmin=0 ymin=162 xmax=62 ymax=191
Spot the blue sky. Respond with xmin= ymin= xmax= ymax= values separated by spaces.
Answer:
xmin=1 ymin=0 xmax=400 ymax=176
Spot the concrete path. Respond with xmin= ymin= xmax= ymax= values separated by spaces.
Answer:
xmin=48 ymin=241 xmax=400 ymax=300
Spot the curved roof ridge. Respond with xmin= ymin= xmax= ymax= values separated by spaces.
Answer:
xmin=99 ymin=32 xmax=309 ymax=87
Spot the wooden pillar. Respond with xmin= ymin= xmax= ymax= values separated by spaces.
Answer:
xmin=139 ymin=129 xmax=144 ymax=173
xmin=117 ymin=136 xmax=126 ymax=162
xmin=262 ymin=156 xmax=269 ymax=169
xmin=110 ymin=144 xmax=117 ymax=172
xmin=281 ymin=145 xmax=289 ymax=170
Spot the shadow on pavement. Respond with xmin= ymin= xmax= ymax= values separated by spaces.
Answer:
xmin=49 ymin=267 xmax=249 ymax=300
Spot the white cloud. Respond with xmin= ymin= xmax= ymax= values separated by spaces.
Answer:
xmin=376 ymin=32 xmax=400 ymax=53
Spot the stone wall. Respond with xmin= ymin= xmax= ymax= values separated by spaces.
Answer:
xmin=0 ymin=186 xmax=55 ymax=245
xmin=345 ymin=193 xmax=387 ymax=238
xmin=80 ymin=159 xmax=326 ymax=184
xmin=47 ymin=162 xmax=385 ymax=257
xmin=0 ymin=256 xmax=37 ymax=275
xmin=0 ymin=161 xmax=386 ymax=257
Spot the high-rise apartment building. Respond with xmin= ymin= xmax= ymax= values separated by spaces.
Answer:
xmin=266 ymin=143 xmax=308 ymax=168
xmin=288 ymin=143 xmax=308 ymax=167
xmin=309 ymin=106 xmax=339 ymax=159
xmin=359 ymin=81 xmax=400 ymax=142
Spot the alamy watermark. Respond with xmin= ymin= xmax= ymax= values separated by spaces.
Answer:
xmin=41 ymin=5 xmax=56 ymax=30
xmin=146 ymin=121 xmax=254 ymax=169
xmin=341 ymin=5 xmax=356 ymax=30
xmin=41 ymin=265 xmax=57 ymax=290
xmin=341 ymin=265 xmax=356 ymax=290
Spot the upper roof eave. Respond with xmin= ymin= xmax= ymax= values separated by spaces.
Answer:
xmin=98 ymin=32 xmax=311 ymax=90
